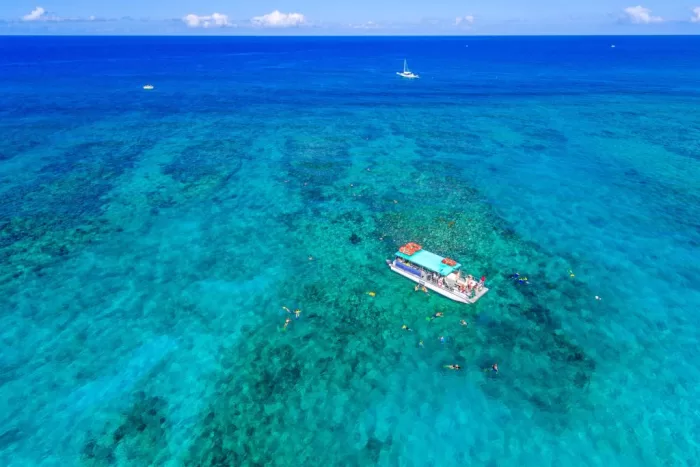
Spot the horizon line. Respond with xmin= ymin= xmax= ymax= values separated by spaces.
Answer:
xmin=2 ymin=33 xmax=700 ymax=37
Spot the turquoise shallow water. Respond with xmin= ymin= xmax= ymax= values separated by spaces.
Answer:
xmin=1 ymin=36 xmax=700 ymax=466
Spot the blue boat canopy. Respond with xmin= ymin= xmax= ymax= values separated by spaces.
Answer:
xmin=395 ymin=249 xmax=462 ymax=276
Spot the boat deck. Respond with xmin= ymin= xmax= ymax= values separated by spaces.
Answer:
xmin=388 ymin=259 xmax=488 ymax=304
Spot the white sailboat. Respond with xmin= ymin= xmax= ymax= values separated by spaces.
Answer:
xmin=397 ymin=59 xmax=419 ymax=79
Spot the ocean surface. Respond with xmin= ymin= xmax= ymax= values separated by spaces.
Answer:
xmin=1 ymin=35 xmax=699 ymax=466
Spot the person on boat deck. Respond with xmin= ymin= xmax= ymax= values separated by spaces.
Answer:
xmin=480 ymin=276 xmax=486 ymax=286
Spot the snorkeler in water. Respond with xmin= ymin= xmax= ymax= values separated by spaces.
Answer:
xmin=460 ymin=319 xmax=468 ymax=326
xmin=510 ymin=273 xmax=529 ymax=284
xmin=492 ymin=363 xmax=499 ymax=373
xmin=283 ymin=318 xmax=292 ymax=330
xmin=427 ymin=311 xmax=444 ymax=321
xmin=418 ymin=340 xmax=424 ymax=348
xmin=402 ymin=324 xmax=412 ymax=332
xmin=444 ymin=364 xmax=462 ymax=371
xmin=283 ymin=306 xmax=302 ymax=319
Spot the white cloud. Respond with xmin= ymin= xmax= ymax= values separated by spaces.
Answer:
xmin=251 ymin=10 xmax=305 ymax=27
xmin=19 ymin=6 xmax=101 ymax=22
xmin=622 ymin=6 xmax=663 ymax=24
xmin=455 ymin=15 xmax=475 ymax=26
xmin=182 ymin=13 xmax=230 ymax=28
xmin=22 ymin=7 xmax=47 ymax=21
xmin=351 ymin=21 xmax=380 ymax=29
xmin=691 ymin=7 xmax=700 ymax=22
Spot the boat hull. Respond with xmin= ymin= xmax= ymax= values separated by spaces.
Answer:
xmin=387 ymin=261 xmax=488 ymax=304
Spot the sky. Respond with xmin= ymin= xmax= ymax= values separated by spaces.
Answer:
xmin=1 ymin=1 xmax=700 ymax=35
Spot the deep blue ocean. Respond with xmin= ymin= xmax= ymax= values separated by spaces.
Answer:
xmin=1 ymin=35 xmax=699 ymax=466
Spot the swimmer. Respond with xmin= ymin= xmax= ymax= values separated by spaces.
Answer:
xmin=439 ymin=336 xmax=446 ymax=343
xmin=444 ymin=364 xmax=462 ymax=370
xmin=282 ymin=306 xmax=292 ymax=314
xmin=427 ymin=311 xmax=444 ymax=321
xmin=492 ymin=363 xmax=499 ymax=373
xmin=421 ymin=286 xmax=428 ymax=294
xmin=510 ymin=272 xmax=528 ymax=282
xmin=308 ymin=255 xmax=314 ymax=261
xmin=460 ymin=319 xmax=468 ymax=326
xmin=418 ymin=340 xmax=424 ymax=348
xmin=414 ymin=284 xmax=420 ymax=292
xmin=294 ymin=309 xmax=301 ymax=319
xmin=402 ymin=324 xmax=412 ymax=332
xmin=427 ymin=312 xmax=444 ymax=321
xmin=367 ymin=291 xmax=376 ymax=297
xmin=283 ymin=318 xmax=291 ymax=330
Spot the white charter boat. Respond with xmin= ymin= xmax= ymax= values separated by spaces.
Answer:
xmin=396 ymin=60 xmax=419 ymax=79
xmin=386 ymin=243 xmax=488 ymax=304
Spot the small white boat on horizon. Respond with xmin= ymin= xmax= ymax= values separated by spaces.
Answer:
xmin=396 ymin=60 xmax=419 ymax=79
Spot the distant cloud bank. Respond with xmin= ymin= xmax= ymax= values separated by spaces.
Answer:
xmin=251 ymin=10 xmax=305 ymax=27
xmin=692 ymin=7 xmax=700 ymax=23
xmin=22 ymin=7 xmax=46 ymax=21
xmin=180 ymin=10 xmax=305 ymax=29
xmin=9 ymin=4 xmax=700 ymax=34
xmin=182 ymin=13 xmax=230 ymax=28
xmin=455 ymin=15 xmax=475 ymax=26
xmin=622 ymin=6 xmax=663 ymax=24
xmin=19 ymin=6 xmax=107 ymax=22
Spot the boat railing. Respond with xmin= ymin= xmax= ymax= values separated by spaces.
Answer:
xmin=393 ymin=259 xmax=482 ymax=298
